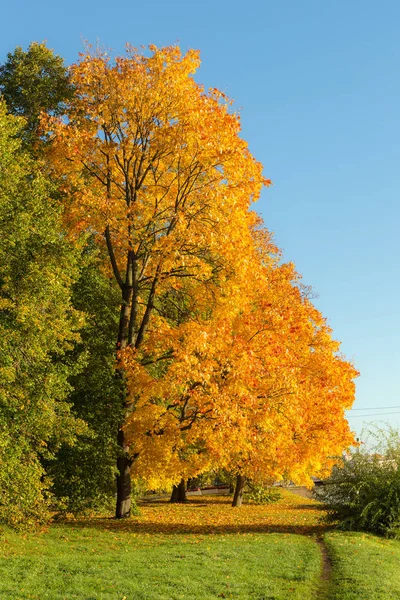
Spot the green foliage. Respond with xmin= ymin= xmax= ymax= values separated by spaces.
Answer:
xmin=49 ymin=247 xmax=123 ymax=514
xmin=0 ymin=41 xmax=73 ymax=146
xmin=0 ymin=42 xmax=122 ymax=518
xmin=246 ymin=483 xmax=281 ymax=505
xmin=317 ymin=428 xmax=400 ymax=538
xmin=0 ymin=101 xmax=85 ymax=527
xmin=0 ymin=437 xmax=51 ymax=529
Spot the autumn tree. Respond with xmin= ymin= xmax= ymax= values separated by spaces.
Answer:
xmin=44 ymin=45 xmax=268 ymax=518
xmin=121 ymin=222 xmax=357 ymax=506
xmin=223 ymin=252 xmax=358 ymax=506
xmin=0 ymin=101 xmax=85 ymax=526
xmin=222 ymin=230 xmax=357 ymax=506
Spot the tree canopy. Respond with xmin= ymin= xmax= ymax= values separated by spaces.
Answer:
xmin=43 ymin=44 xmax=273 ymax=517
xmin=0 ymin=42 xmax=73 ymax=146
xmin=0 ymin=100 xmax=85 ymax=526
xmin=0 ymin=42 xmax=358 ymax=525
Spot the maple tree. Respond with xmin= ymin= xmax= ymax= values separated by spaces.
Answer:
xmin=44 ymin=44 xmax=269 ymax=518
xmin=121 ymin=220 xmax=357 ymax=506
xmin=121 ymin=273 xmax=355 ymax=511
xmin=223 ymin=253 xmax=357 ymax=506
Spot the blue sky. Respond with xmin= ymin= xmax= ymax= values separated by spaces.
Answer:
xmin=2 ymin=0 xmax=400 ymax=437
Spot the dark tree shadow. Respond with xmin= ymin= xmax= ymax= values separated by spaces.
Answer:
xmin=58 ymin=518 xmax=332 ymax=537
xmin=290 ymin=503 xmax=327 ymax=511
xmin=54 ymin=494 xmax=331 ymax=537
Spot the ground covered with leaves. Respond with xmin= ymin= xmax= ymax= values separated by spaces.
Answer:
xmin=0 ymin=491 xmax=398 ymax=599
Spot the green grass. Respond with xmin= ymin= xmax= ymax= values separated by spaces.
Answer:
xmin=326 ymin=531 xmax=400 ymax=600
xmin=6 ymin=491 xmax=400 ymax=599
xmin=0 ymin=526 xmax=321 ymax=600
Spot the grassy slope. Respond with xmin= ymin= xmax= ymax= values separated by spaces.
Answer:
xmin=326 ymin=531 xmax=400 ymax=600
xmin=0 ymin=491 xmax=323 ymax=600
xmin=2 ymin=490 xmax=400 ymax=599
xmin=0 ymin=531 xmax=320 ymax=600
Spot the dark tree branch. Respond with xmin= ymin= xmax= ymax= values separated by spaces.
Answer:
xmin=105 ymin=226 xmax=124 ymax=290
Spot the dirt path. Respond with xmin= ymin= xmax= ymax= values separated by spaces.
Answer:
xmin=286 ymin=485 xmax=315 ymax=499
xmin=315 ymin=535 xmax=333 ymax=598
xmin=286 ymin=486 xmax=333 ymax=597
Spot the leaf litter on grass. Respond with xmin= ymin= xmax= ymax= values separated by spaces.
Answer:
xmin=58 ymin=490 xmax=328 ymax=540
xmin=0 ymin=491 xmax=328 ymax=600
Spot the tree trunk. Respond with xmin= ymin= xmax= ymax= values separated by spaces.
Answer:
xmin=114 ymin=253 xmax=134 ymax=519
xmin=115 ymin=428 xmax=132 ymax=518
xmin=232 ymin=474 xmax=245 ymax=507
xmin=170 ymin=478 xmax=187 ymax=503
xmin=111 ymin=246 xmax=158 ymax=519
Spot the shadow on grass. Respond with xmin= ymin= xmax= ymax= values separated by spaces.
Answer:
xmin=290 ymin=503 xmax=327 ymax=511
xmin=53 ymin=494 xmax=331 ymax=537
xmin=59 ymin=519 xmax=332 ymax=537
xmin=139 ymin=500 xmax=210 ymax=507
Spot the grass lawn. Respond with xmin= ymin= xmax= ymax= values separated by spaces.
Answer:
xmin=3 ymin=490 xmax=399 ymax=600
xmin=326 ymin=531 xmax=400 ymax=600
xmin=0 ymin=491 xmax=324 ymax=600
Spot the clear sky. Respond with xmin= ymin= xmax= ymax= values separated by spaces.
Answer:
xmin=2 ymin=0 xmax=400 ymax=437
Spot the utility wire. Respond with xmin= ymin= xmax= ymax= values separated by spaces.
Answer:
xmin=348 ymin=405 xmax=400 ymax=411
xmin=347 ymin=411 xmax=400 ymax=418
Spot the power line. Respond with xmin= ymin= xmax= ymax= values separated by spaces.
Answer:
xmin=348 ymin=405 xmax=400 ymax=411
xmin=347 ymin=411 xmax=400 ymax=418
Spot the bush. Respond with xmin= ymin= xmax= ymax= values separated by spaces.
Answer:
xmin=246 ymin=483 xmax=281 ymax=505
xmin=316 ymin=427 xmax=400 ymax=538
xmin=0 ymin=435 xmax=52 ymax=529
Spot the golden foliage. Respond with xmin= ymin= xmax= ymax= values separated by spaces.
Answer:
xmin=43 ymin=44 xmax=357 ymax=492
xmin=123 ymin=221 xmax=357 ymax=488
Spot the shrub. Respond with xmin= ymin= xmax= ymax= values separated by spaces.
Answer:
xmin=247 ymin=483 xmax=281 ymax=505
xmin=316 ymin=427 xmax=400 ymax=538
xmin=0 ymin=435 xmax=52 ymax=529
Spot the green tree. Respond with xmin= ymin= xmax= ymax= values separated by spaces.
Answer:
xmin=0 ymin=42 xmax=124 ymax=517
xmin=0 ymin=101 xmax=85 ymax=527
xmin=49 ymin=248 xmax=124 ymax=513
xmin=0 ymin=41 xmax=73 ymax=146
